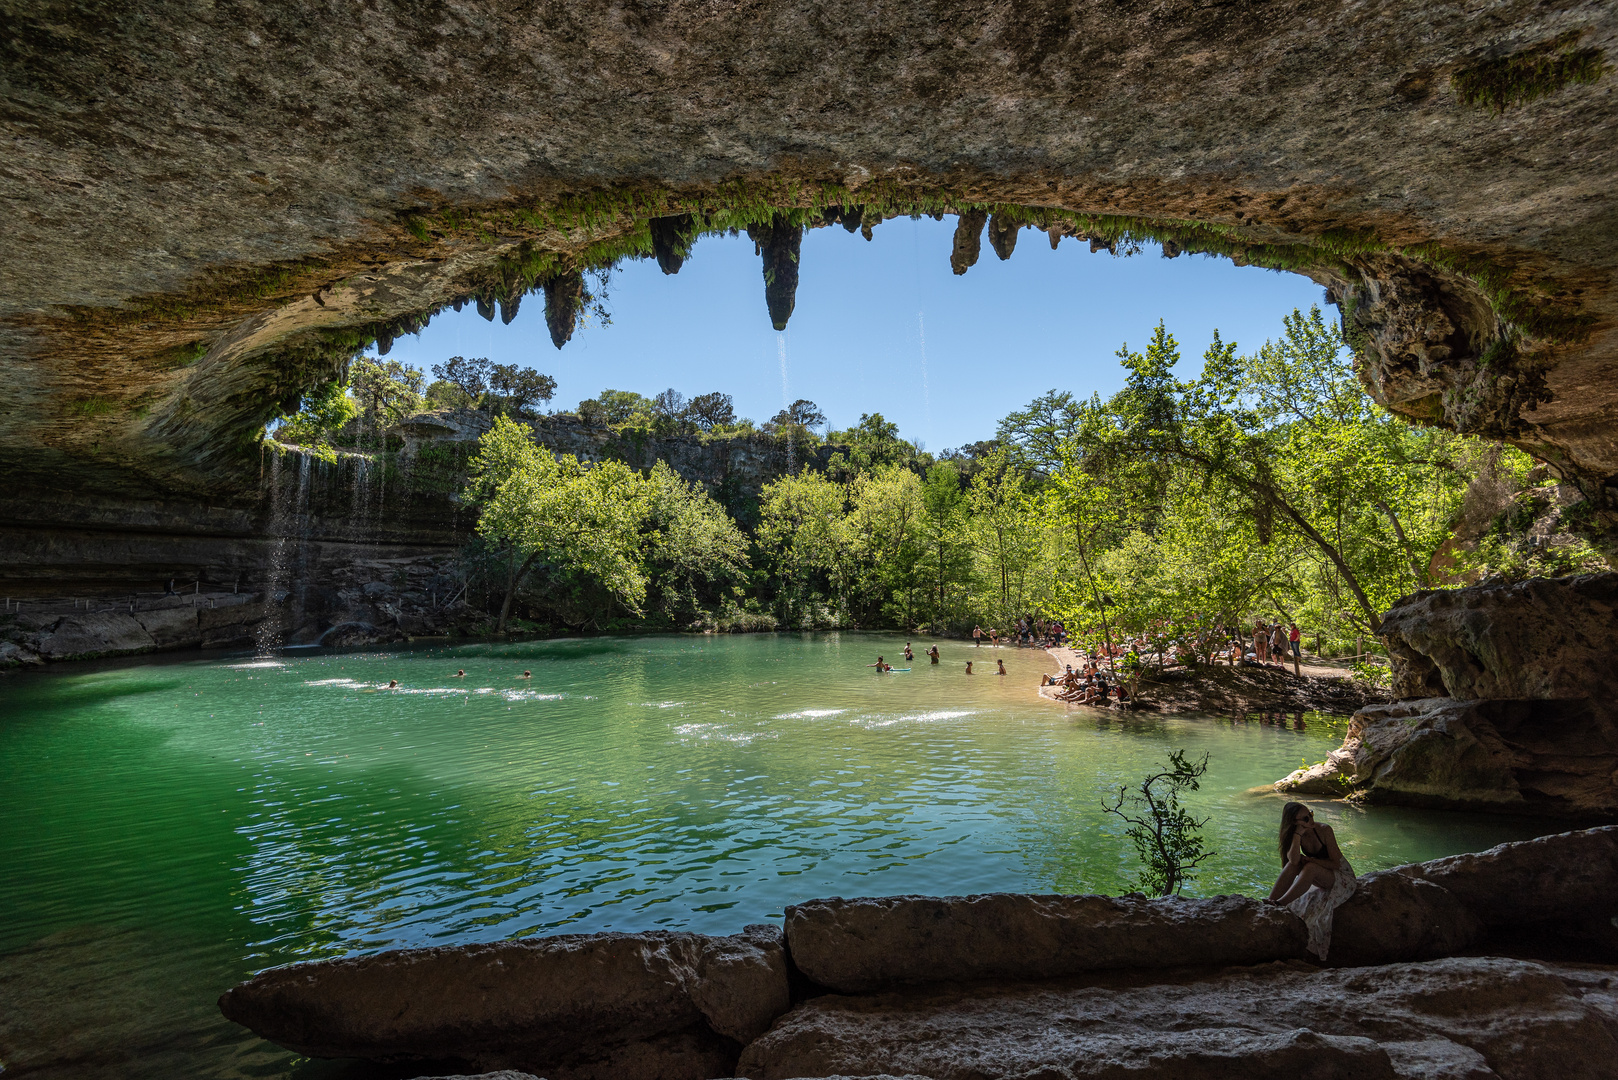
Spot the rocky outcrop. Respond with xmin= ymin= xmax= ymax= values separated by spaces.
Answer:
xmin=218 ymin=830 xmax=1618 ymax=1078
xmin=784 ymin=894 xmax=1310 ymax=994
xmin=218 ymin=925 xmax=789 ymax=1080
xmin=1276 ymin=573 xmax=1618 ymax=817
xmin=735 ymin=956 xmax=1618 ymax=1080
xmin=1380 ymin=572 xmax=1618 ymax=702
xmin=1328 ymin=825 xmax=1618 ymax=965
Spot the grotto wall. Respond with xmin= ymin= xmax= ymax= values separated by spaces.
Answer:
xmin=2 ymin=0 xmax=1616 ymax=557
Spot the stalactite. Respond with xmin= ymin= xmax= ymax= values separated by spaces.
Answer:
xmin=951 ymin=210 xmax=988 ymax=274
xmin=748 ymin=214 xmax=802 ymax=331
xmin=476 ymin=295 xmax=495 ymax=321
xmin=988 ymin=212 xmax=1019 ymax=260
xmin=377 ymin=330 xmax=394 ymax=355
xmin=650 ymin=214 xmax=696 ymax=275
xmin=1161 ymin=240 xmax=1183 ymax=258
xmin=543 ymin=270 xmax=584 ymax=349
xmin=499 ymin=293 xmax=521 ymax=325
xmin=840 ymin=205 xmax=864 ymax=233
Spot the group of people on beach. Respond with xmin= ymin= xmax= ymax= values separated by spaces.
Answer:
xmin=972 ymin=616 xmax=1067 ymax=649
xmin=1043 ymin=660 xmax=1132 ymax=706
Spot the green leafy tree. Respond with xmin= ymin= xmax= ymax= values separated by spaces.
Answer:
xmin=350 ymin=357 xmax=424 ymax=425
xmin=488 ymin=364 xmax=556 ymax=416
xmin=918 ymin=462 xmax=974 ymax=630
xmin=580 ymin=389 xmax=655 ymax=427
xmin=1079 ymin=311 xmax=1467 ymax=634
xmin=431 ymin=356 xmax=492 ymax=406
xmin=757 ymin=468 xmax=852 ymax=621
xmin=1103 ymin=750 xmax=1214 ymax=896
xmin=967 ymin=448 xmax=1041 ymax=626
xmin=466 ymin=416 xmax=650 ymax=630
xmin=687 ymin=392 xmax=737 ymax=431
xmin=847 ymin=466 xmax=927 ymax=627
xmin=275 ymin=379 xmax=357 ymax=449
xmin=996 ymin=389 xmax=1086 ymax=472
xmin=642 ymin=461 xmax=750 ymax=620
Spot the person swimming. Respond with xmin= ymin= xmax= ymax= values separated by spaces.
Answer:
xmin=453 ymin=669 xmax=466 ymax=678
xmin=903 ymin=643 xmax=914 ymax=661
xmin=928 ymin=645 xmax=940 ymax=664
xmin=869 ymin=656 xmax=891 ymax=672
xmin=519 ymin=670 xmax=532 ymax=679
xmin=386 ymin=679 xmax=398 ymax=689
xmin=965 ymin=660 xmax=973 ymax=674
xmin=996 ymin=659 xmax=1007 ymax=675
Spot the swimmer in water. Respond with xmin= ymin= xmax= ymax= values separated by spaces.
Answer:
xmin=928 ymin=645 xmax=940 ymax=664
xmin=453 ymin=669 xmax=466 ymax=678
xmin=965 ymin=661 xmax=973 ymax=674
xmin=996 ymin=659 xmax=1007 ymax=676
xmin=386 ymin=679 xmax=398 ymax=689
xmin=519 ymin=670 xmax=532 ymax=679
xmin=869 ymin=655 xmax=891 ymax=672
xmin=903 ymin=643 xmax=914 ymax=661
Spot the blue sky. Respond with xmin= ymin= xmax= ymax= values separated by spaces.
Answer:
xmin=373 ymin=216 xmax=1328 ymax=451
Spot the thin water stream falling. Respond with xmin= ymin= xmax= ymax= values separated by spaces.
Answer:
xmin=253 ymin=452 xmax=293 ymax=656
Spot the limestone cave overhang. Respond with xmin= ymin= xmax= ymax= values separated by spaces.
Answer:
xmin=3 ymin=1 xmax=1615 ymax=553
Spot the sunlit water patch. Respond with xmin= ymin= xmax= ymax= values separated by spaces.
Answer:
xmin=0 ymin=632 xmax=1557 ymax=1079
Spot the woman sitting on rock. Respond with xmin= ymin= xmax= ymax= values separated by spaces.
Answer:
xmin=1267 ymin=802 xmax=1356 ymax=959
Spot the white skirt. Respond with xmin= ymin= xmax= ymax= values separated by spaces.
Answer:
xmin=1288 ymin=856 xmax=1357 ymax=960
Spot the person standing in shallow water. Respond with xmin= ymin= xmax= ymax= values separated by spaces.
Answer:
xmin=1267 ymin=802 xmax=1356 ymax=959
xmin=973 ymin=625 xmax=983 ymax=647
xmin=928 ymin=645 xmax=940 ymax=664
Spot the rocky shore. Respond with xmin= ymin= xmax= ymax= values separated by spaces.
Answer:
xmin=220 ymin=827 xmax=1618 ymax=1080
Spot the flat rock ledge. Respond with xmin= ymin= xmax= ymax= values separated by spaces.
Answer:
xmin=737 ymin=956 xmax=1618 ymax=1080
xmin=220 ymin=828 xmax=1618 ymax=1080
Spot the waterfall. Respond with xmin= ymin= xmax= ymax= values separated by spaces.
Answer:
xmin=290 ymin=452 xmax=314 ymax=639
xmin=255 ymin=451 xmax=294 ymax=655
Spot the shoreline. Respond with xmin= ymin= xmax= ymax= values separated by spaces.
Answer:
xmin=1038 ymin=645 xmax=1384 ymax=716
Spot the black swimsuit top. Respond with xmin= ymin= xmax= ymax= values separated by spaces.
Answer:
xmin=1299 ymin=833 xmax=1327 ymax=859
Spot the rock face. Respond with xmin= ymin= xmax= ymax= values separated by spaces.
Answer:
xmin=784 ymin=894 xmax=1310 ymax=994
xmin=1328 ymin=825 xmax=1618 ymax=966
xmin=218 ymin=925 xmax=789 ymax=1080
xmin=1276 ymin=573 xmax=1618 ymax=817
xmin=735 ymin=957 xmax=1618 ymax=1080
xmin=6 ymin=0 xmax=1616 ymax=551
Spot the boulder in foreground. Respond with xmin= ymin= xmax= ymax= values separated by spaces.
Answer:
xmin=219 ymin=925 xmax=787 ymax=1080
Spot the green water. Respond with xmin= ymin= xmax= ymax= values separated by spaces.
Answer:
xmin=0 ymin=633 xmax=1552 ymax=1078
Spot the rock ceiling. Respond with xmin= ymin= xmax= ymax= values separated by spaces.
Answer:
xmin=3 ymin=1 xmax=1614 ymax=547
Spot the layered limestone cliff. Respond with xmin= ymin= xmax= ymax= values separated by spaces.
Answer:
xmin=1276 ymin=572 xmax=1618 ymax=818
xmin=0 ymin=416 xmax=827 ymax=664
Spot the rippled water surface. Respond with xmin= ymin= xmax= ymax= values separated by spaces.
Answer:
xmin=0 ymin=633 xmax=1552 ymax=1078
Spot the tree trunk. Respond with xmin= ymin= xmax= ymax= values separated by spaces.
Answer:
xmin=496 ymin=549 xmax=540 ymax=632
